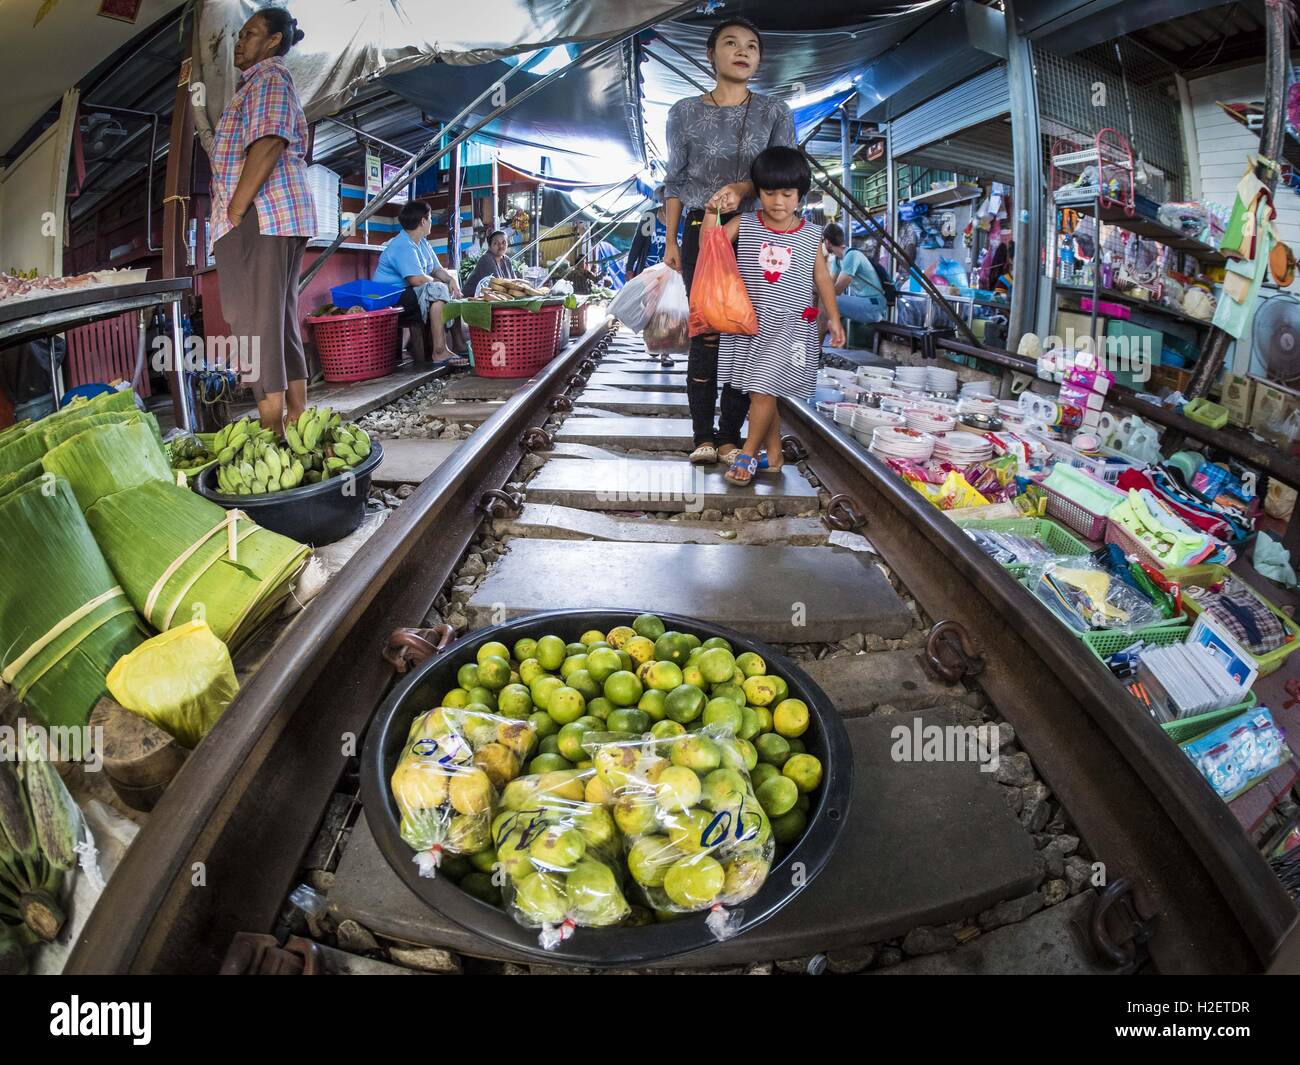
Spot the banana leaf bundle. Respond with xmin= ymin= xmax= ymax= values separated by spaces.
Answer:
xmin=40 ymin=408 xmax=162 ymax=452
xmin=86 ymin=480 xmax=310 ymax=651
xmin=0 ymin=478 xmax=147 ymax=727
xmin=42 ymin=418 xmax=170 ymax=511
xmin=0 ymin=427 xmax=45 ymax=480
xmin=0 ymin=461 xmax=44 ymax=502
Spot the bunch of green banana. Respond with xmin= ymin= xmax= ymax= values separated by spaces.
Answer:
xmin=215 ymin=437 xmax=306 ymax=496
xmin=325 ymin=422 xmax=372 ymax=466
xmin=0 ymin=738 xmax=85 ymax=961
xmin=211 ymin=406 xmax=368 ymax=496
xmin=168 ymin=433 xmax=214 ymax=471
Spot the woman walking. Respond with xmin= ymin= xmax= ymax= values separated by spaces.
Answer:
xmin=208 ymin=7 xmax=315 ymax=432
xmin=662 ymin=16 xmax=796 ymax=465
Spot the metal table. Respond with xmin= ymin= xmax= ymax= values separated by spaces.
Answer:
xmin=0 ymin=278 xmax=194 ymax=430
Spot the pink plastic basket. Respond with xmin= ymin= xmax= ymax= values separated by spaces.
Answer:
xmin=1104 ymin=518 xmax=1166 ymax=571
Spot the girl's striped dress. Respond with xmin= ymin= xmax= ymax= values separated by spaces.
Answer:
xmin=717 ymin=212 xmax=823 ymax=400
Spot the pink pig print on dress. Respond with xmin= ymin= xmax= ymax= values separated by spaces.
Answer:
xmin=758 ymin=240 xmax=793 ymax=283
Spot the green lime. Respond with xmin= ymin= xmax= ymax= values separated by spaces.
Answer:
xmin=617 ymin=650 xmax=634 ymax=671
xmin=466 ymin=686 xmax=497 ymax=711
xmin=595 ymin=744 xmax=640 ymax=792
xmin=664 ymin=683 xmax=705 ymax=724
xmin=686 ymin=646 xmax=704 ymax=665
xmin=663 ymin=854 xmax=725 ymax=908
xmin=795 ymin=793 xmax=810 ymax=813
xmin=603 ymin=670 xmax=644 ymax=707
xmin=645 ymin=660 xmax=684 ymax=692
xmin=586 ymin=647 xmax=623 ymax=683
xmin=681 ymin=663 xmax=705 ymax=688
xmin=477 ymin=655 xmax=512 ymax=690
xmin=527 ymin=752 xmax=572 ymax=775
xmin=558 ymin=721 xmax=596 ymax=762
xmin=701 ymin=636 xmax=732 ymax=652
xmin=607 ymin=707 xmax=651 ymax=734
xmin=771 ymin=807 xmax=807 ymax=845
xmin=711 ymin=681 xmax=746 ymax=705
xmin=514 ymin=871 xmax=568 ymax=923
xmin=460 ymin=871 xmax=501 ymax=905
xmin=653 ymin=631 xmax=692 ymax=664
xmin=566 ymin=860 xmax=626 ymax=926
xmin=722 ymin=853 xmax=768 ymax=903
xmin=529 ymin=825 xmax=586 ymax=869
xmin=750 ymin=762 xmax=780 ymax=790
xmin=783 ymin=753 xmax=823 ymax=793
xmin=787 ymin=737 xmax=806 ymax=754
xmin=735 ymin=651 xmax=766 ymax=677
xmin=547 ymin=686 xmax=586 ymax=725
xmin=737 ymin=706 xmax=761 ymax=740
xmin=565 ymin=668 xmax=601 ymax=702
xmin=440 ymin=854 xmax=472 ymax=881
xmin=538 ymin=734 xmax=562 ymax=756
xmin=613 ymin=796 xmax=658 ymax=837
xmin=656 ymin=765 xmax=702 ymax=811
xmin=529 ymin=674 xmax=563 ymax=711
xmin=633 ymin=613 xmax=666 ymax=640
xmin=756 ymin=775 xmax=798 ymax=817
xmin=651 ymin=719 xmax=687 ymax=741
xmin=753 ymin=705 xmax=774 ymax=733
xmin=697 ymin=647 xmax=737 ymax=685
xmin=586 ymin=696 xmax=615 ymax=721
xmin=457 ymin=662 xmax=480 ymax=690
xmin=702 ymin=768 xmax=746 ymax=812
xmin=670 ymin=734 xmax=721 ymax=772
xmin=580 ymin=629 xmax=607 ymax=646
xmin=535 ymin=634 xmax=566 ymax=671
xmin=665 ymin=808 xmax=715 ymax=854
xmin=681 ymin=633 xmax=701 ymax=651
xmin=735 ymin=737 xmax=759 ymax=771
xmin=755 ymin=732 xmax=791 ymax=767
xmin=565 ymin=642 xmax=588 ymax=658
xmin=770 ymin=675 xmax=789 ymax=702
xmin=441 ymin=687 xmax=471 ymax=709
xmin=702 ymin=697 xmax=743 ymax=733
xmin=476 ymin=641 xmax=511 ymax=665
xmin=638 ymin=689 xmax=668 ymax=721
xmin=743 ymin=675 xmax=780 ymax=707
xmin=624 ymin=636 xmax=655 ymax=666
xmin=468 ymin=848 xmax=497 ymax=874
xmin=513 ymin=637 xmax=538 ymax=662
xmin=496 ymin=683 xmax=533 ymax=718
xmin=517 ymin=658 xmax=545 ymax=686
xmin=560 ymin=653 xmax=588 ymax=679
xmin=606 ymin=625 xmax=637 ymax=649
xmin=773 ymin=698 xmax=810 ymax=738
xmin=627 ymin=835 xmax=677 ymax=887
xmin=528 ymin=711 xmax=558 ymax=739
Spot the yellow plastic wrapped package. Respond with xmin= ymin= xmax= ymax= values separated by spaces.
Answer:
xmin=106 ymin=620 xmax=238 ymax=748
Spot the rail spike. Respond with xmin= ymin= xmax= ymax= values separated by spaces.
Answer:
xmin=477 ymin=488 xmax=525 ymax=519
xmin=917 ymin=619 xmax=985 ymax=684
xmin=548 ymin=395 xmax=574 ymax=413
xmin=383 ymin=624 xmax=455 ymax=673
xmin=781 ymin=434 xmax=809 ymax=462
xmin=823 ymin=493 xmax=866 ymax=532
xmin=519 ymin=427 xmax=554 ymax=451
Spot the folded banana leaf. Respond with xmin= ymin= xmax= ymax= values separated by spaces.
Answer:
xmin=0 ymin=427 xmax=46 ymax=480
xmin=0 ymin=460 xmax=44 ymax=501
xmin=0 ymin=479 xmax=147 ymax=727
xmin=40 ymin=409 xmax=162 ymax=452
xmin=86 ymin=480 xmax=310 ymax=651
xmin=42 ymin=418 xmax=171 ymax=511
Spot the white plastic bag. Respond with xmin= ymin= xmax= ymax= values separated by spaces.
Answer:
xmin=642 ymin=270 xmax=691 ymax=354
xmin=608 ymin=262 xmax=673 ymax=332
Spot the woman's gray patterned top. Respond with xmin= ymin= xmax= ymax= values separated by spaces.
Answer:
xmin=663 ymin=92 xmax=796 ymax=212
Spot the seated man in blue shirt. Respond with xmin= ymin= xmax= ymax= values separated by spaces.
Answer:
xmin=822 ymin=223 xmax=888 ymax=333
xmin=375 ymin=201 xmax=464 ymax=360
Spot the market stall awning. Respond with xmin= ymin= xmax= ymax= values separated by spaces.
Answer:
xmin=379 ymin=44 xmax=647 ymax=186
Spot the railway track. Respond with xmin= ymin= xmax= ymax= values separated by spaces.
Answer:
xmin=67 ymin=321 xmax=1297 ymax=974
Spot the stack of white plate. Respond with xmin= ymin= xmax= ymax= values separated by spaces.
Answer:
xmin=870 ymin=426 xmax=936 ymax=462
xmin=815 ymin=400 xmax=838 ymax=417
xmin=821 ymin=367 xmax=858 ymax=387
xmin=960 ymin=380 xmax=994 ymax=397
xmin=833 ymin=403 xmax=861 ymax=427
xmin=894 ymin=366 xmax=928 ymax=392
xmin=906 ymin=407 xmax=958 ymax=434
xmin=851 ymin=408 xmax=905 ymax=447
xmin=857 ymin=366 xmax=895 ymax=390
xmin=996 ymin=400 xmax=1023 ymax=420
xmin=958 ymin=394 xmax=999 ymax=418
xmin=932 ymin=431 xmax=994 ymax=465
xmin=926 ymin=366 xmax=960 ymax=393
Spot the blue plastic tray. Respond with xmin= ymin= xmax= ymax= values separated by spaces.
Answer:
xmin=330 ymin=280 xmax=404 ymax=312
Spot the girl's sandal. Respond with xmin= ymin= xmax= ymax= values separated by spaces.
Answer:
xmin=690 ymin=443 xmax=719 ymax=465
xmin=718 ymin=445 xmax=741 ymax=464
xmin=724 ymin=452 xmax=759 ymax=486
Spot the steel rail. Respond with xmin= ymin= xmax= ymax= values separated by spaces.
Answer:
xmin=65 ymin=322 xmax=617 ymax=974
xmin=780 ymin=398 xmax=1295 ymax=973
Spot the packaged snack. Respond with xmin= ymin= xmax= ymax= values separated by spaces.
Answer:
xmin=588 ymin=727 xmax=776 ymax=940
xmin=493 ymin=769 xmax=630 ymax=948
xmin=390 ymin=707 xmax=536 ymax=877
xmin=1181 ymin=708 xmax=1289 ymax=800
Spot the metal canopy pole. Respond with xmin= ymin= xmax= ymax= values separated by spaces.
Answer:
xmin=1187 ymin=0 xmax=1290 ymax=398
xmin=300 ymin=0 xmax=701 ymax=291
xmin=514 ymin=174 xmax=641 ymax=261
xmin=1005 ymin=0 xmax=1044 ymax=352
xmin=840 ymin=108 xmax=852 ymax=236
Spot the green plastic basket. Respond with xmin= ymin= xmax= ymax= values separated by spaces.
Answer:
xmin=955 ymin=517 xmax=1090 ymax=577
xmin=1162 ymin=692 xmax=1259 ymax=745
xmin=1162 ymin=563 xmax=1300 ymax=677
xmin=1080 ymin=624 xmax=1191 ymax=661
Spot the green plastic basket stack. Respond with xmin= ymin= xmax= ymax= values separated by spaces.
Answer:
xmin=954 ymin=516 xmax=1090 ymax=577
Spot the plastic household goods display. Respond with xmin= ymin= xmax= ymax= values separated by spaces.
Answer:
xmin=1028 ymin=557 xmax=1162 ymax=634
xmin=493 ymin=769 xmax=630 ymax=948
xmin=391 ymin=706 xmax=537 ymax=876
xmin=587 ymin=726 xmax=776 ymax=939
xmin=106 ymin=620 xmax=239 ymax=749
xmin=608 ymin=262 xmax=673 ymax=332
xmin=688 ymin=217 xmax=758 ymax=337
xmin=1180 ymin=707 xmax=1289 ymax=801
xmin=642 ymin=269 xmax=691 ymax=354
xmin=0 ymin=478 xmax=147 ymax=727
xmin=85 ymin=479 xmax=309 ymax=651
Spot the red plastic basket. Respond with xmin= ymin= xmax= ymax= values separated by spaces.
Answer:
xmin=1104 ymin=518 xmax=1169 ymax=571
xmin=468 ymin=304 xmax=564 ymax=378
xmin=569 ymin=303 xmax=590 ymax=337
xmin=308 ymin=307 xmax=400 ymax=383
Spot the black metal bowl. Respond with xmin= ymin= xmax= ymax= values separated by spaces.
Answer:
xmin=360 ymin=609 xmax=853 ymax=968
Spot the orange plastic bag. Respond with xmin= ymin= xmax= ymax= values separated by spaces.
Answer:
xmin=688 ymin=222 xmax=759 ymax=337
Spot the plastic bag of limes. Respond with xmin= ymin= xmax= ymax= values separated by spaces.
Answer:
xmin=493 ymin=768 xmax=631 ymax=948
xmin=390 ymin=706 xmax=536 ymax=877
xmin=587 ymin=725 xmax=775 ymax=940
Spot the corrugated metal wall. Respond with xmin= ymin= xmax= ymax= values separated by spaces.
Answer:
xmin=890 ymin=65 xmax=1011 ymax=158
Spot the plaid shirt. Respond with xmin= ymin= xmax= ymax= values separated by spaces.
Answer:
xmin=209 ymin=56 xmax=316 ymax=248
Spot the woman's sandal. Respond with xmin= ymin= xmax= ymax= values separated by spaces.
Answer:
xmin=690 ymin=443 xmax=719 ymax=465
xmin=718 ymin=445 xmax=741 ymax=465
xmin=724 ymin=451 xmax=759 ymax=485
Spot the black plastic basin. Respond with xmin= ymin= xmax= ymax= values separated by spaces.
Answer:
xmin=196 ymin=441 xmax=383 ymax=546
xmin=360 ymin=608 xmax=853 ymax=967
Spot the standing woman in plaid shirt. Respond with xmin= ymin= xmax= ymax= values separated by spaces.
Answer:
xmin=208 ymin=8 xmax=315 ymax=431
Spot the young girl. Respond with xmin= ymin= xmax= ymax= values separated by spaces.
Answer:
xmin=706 ymin=147 xmax=844 ymax=485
